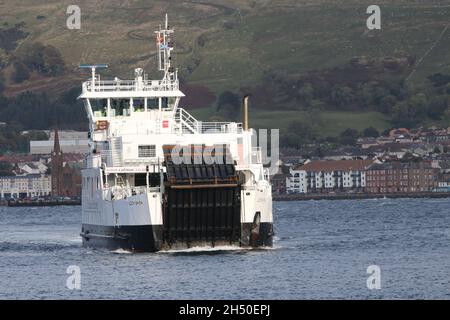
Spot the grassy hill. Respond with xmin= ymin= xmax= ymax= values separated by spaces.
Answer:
xmin=1 ymin=0 xmax=450 ymax=137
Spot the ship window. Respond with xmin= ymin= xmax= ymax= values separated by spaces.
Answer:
xmin=138 ymin=145 xmax=156 ymax=158
xmin=161 ymin=97 xmax=168 ymax=108
xmin=147 ymin=98 xmax=158 ymax=109
xmin=133 ymin=98 xmax=144 ymax=112
xmin=90 ymin=99 xmax=107 ymax=117
xmin=110 ymin=99 xmax=131 ymax=117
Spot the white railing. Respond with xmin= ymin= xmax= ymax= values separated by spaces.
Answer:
xmin=174 ymin=108 xmax=199 ymax=133
xmin=200 ymin=122 xmax=242 ymax=134
xmin=109 ymin=185 xmax=160 ymax=200
xmin=174 ymin=108 xmax=243 ymax=134
xmin=123 ymin=158 xmax=163 ymax=165
xmin=82 ymin=79 xmax=179 ymax=93
xmin=101 ymin=150 xmax=164 ymax=167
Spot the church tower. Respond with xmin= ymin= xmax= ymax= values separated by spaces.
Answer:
xmin=51 ymin=128 xmax=63 ymax=196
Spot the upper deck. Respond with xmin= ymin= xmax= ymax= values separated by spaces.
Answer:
xmin=79 ymin=78 xmax=184 ymax=99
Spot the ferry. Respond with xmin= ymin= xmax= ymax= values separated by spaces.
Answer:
xmin=79 ymin=15 xmax=273 ymax=252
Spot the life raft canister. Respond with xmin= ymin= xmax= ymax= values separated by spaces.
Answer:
xmin=95 ymin=120 xmax=109 ymax=131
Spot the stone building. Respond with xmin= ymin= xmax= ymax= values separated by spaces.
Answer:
xmin=365 ymin=161 xmax=438 ymax=193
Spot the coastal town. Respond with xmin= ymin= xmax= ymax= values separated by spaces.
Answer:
xmin=275 ymin=127 xmax=450 ymax=199
xmin=2 ymin=125 xmax=450 ymax=204
xmin=0 ymin=129 xmax=83 ymax=205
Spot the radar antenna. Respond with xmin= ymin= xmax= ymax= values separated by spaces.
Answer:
xmin=155 ymin=14 xmax=177 ymax=82
xmin=79 ymin=64 xmax=108 ymax=92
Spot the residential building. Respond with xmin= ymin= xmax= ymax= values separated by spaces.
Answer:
xmin=286 ymin=160 xmax=374 ymax=194
xmin=271 ymin=173 xmax=288 ymax=194
xmin=365 ymin=161 xmax=437 ymax=193
xmin=15 ymin=162 xmax=48 ymax=175
xmin=0 ymin=174 xmax=51 ymax=199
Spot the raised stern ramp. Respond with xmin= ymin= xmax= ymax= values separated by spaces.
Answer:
xmin=162 ymin=145 xmax=242 ymax=249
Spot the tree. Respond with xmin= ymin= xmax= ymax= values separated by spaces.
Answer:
xmin=297 ymin=82 xmax=314 ymax=106
xmin=287 ymin=121 xmax=316 ymax=142
xmin=0 ymin=161 xmax=14 ymax=176
xmin=428 ymin=73 xmax=450 ymax=87
xmin=0 ymin=76 xmax=4 ymax=93
xmin=391 ymin=101 xmax=420 ymax=128
xmin=379 ymin=95 xmax=397 ymax=114
xmin=280 ymin=120 xmax=318 ymax=149
xmin=363 ymin=127 xmax=379 ymax=138
xmin=340 ymin=128 xmax=360 ymax=146
xmin=20 ymin=42 xmax=65 ymax=76
xmin=408 ymin=93 xmax=428 ymax=118
xmin=427 ymin=96 xmax=448 ymax=120
xmin=330 ymin=85 xmax=354 ymax=109
xmin=12 ymin=61 xmax=30 ymax=83
xmin=217 ymin=91 xmax=240 ymax=121
xmin=280 ymin=133 xmax=302 ymax=149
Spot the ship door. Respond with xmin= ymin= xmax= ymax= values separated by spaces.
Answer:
xmin=162 ymin=144 xmax=242 ymax=247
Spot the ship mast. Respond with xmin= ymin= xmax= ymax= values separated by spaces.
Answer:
xmin=155 ymin=14 xmax=177 ymax=83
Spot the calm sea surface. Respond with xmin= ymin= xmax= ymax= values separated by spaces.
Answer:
xmin=1 ymin=198 xmax=449 ymax=299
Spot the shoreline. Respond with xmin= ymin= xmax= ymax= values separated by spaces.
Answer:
xmin=2 ymin=193 xmax=450 ymax=206
xmin=273 ymin=192 xmax=450 ymax=201
xmin=0 ymin=200 xmax=81 ymax=207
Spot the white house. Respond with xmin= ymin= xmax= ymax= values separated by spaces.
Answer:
xmin=16 ymin=162 xmax=48 ymax=175
xmin=286 ymin=168 xmax=308 ymax=193
xmin=286 ymin=160 xmax=373 ymax=194
xmin=0 ymin=174 xmax=51 ymax=199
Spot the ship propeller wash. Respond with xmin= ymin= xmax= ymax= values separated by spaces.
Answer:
xmin=79 ymin=15 xmax=273 ymax=252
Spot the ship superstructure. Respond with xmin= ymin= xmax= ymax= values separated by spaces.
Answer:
xmin=79 ymin=16 xmax=273 ymax=251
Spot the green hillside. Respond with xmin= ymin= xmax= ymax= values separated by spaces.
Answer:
xmin=0 ymin=0 xmax=450 ymax=138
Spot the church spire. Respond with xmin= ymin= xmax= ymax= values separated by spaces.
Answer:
xmin=51 ymin=128 xmax=63 ymax=197
xmin=53 ymin=128 xmax=61 ymax=155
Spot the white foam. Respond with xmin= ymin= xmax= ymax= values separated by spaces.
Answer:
xmin=158 ymin=245 xmax=246 ymax=253
xmin=158 ymin=245 xmax=278 ymax=253
xmin=110 ymin=248 xmax=133 ymax=254
xmin=68 ymin=237 xmax=82 ymax=243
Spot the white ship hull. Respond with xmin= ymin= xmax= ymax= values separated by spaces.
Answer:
xmin=78 ymin=16 xmax=274 ymax=252
xmin=81 ymin=152 xmax=273 ymax=252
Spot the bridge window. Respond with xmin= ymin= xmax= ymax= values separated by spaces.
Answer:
xmin=161 ymin=97 xmax=168 ymax=108
xmin=138 ymin=145 xmax=156 ymax=158
xmin=90 ymin=99 xmax=107 ymax=117
xmin=110 ymin=99 xmax=131 ymax=117
xmin=147 ymin=98 xmax=158 ymax=110
xmin=133 ymin=98 xmax=145 ymax=112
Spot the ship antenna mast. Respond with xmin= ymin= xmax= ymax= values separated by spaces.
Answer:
xmin=155 ymin=14 xmax=177 ymax=82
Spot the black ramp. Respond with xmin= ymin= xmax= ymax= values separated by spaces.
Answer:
xmin=162 ymin=144 xmax=241 ymax=248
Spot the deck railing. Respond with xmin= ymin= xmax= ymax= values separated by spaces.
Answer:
xmin=82 ymin=79 xmax=179 ymax=93
xmin=101 ymin=150 xmax=164 ymax=167
xmin=174 ymin=108 xmax=243 ymax=134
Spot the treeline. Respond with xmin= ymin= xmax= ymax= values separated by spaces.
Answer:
xmin=0 ymin=87 xmax=87 ymax=153
xmin=11 ymin=42 xmax=65 ymax=83
xmin=0 ymin=88 xmax=86 ymax=131
xmin=246 ymin=57 xmax=450 ymax=126
xmin=0 ymin=123 xmax=48 ymax=154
